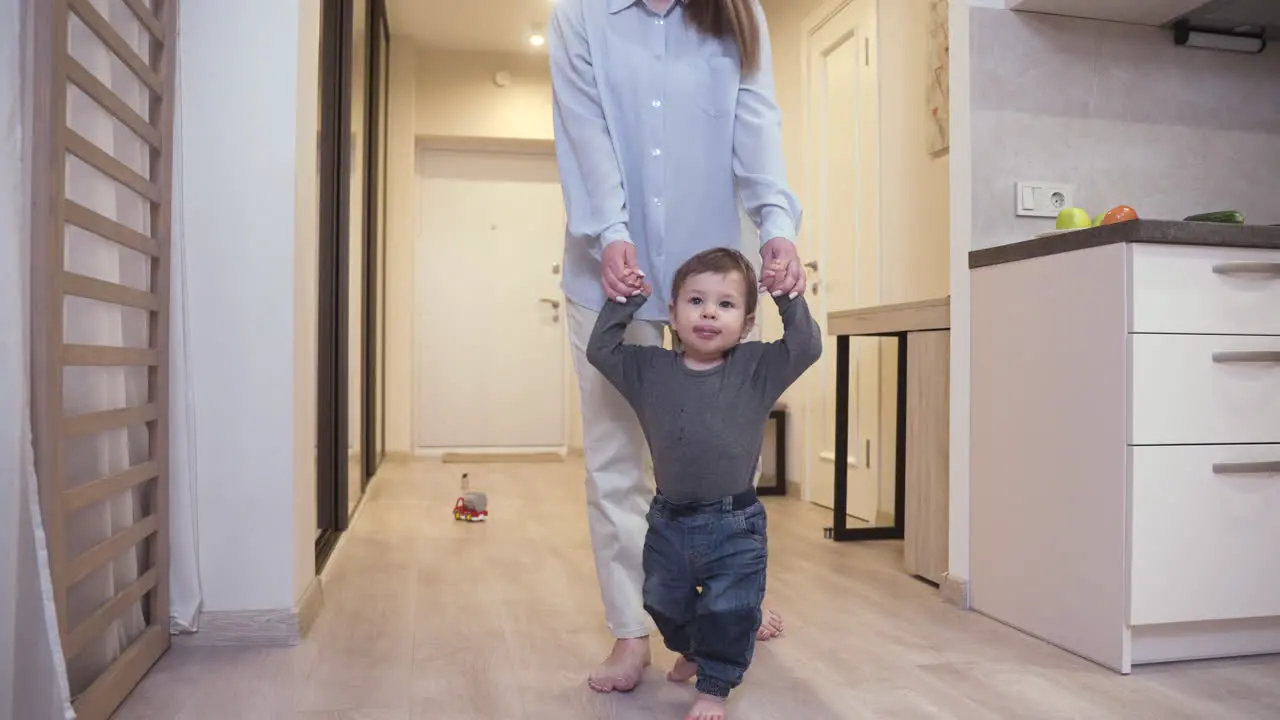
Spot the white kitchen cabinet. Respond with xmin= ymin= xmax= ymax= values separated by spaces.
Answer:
xmin=1005 ymin=0 xmax=1207 ymax=26
xmin=969 ymin=223 xmax=1280 ymax=674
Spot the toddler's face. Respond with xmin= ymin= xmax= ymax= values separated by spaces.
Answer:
xmin=669 ymin=271 xmax=754 ymax=360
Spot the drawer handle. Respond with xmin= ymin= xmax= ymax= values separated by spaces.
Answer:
xmin=1212 ymin=351 xmax=1280 ymax=363
xmin=1212 ymin=261 xmax=1280 ymax=276
xmin=1213 ymin=461 xmax=1280 ymax=475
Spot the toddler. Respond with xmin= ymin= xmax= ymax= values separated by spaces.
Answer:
xmin=586 ymin=247 xmax=822 ymax=720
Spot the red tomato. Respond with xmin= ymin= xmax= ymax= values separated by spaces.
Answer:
xmin=1101 ymin=205 xmax=1139 ymax=225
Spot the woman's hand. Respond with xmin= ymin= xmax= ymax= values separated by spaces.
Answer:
xmin=602 ymin=241 xmax=645 ymax=302
xmin=760 ymin=238 xmax=806 ymax=299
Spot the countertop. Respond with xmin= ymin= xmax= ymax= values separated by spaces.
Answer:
xmin=969 ymin=220 xmax=1280 ymax=270
xmin=827 ymin=296 xmax=950 ymax=337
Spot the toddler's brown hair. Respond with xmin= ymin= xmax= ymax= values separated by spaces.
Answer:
xmin=671 ymin=247 xmax=759 ymax=318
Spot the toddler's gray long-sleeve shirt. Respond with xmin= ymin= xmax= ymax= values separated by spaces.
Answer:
xmin=586 ymin=293 xmax=823 ymax=503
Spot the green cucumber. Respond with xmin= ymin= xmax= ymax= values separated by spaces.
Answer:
xmin=1184 ymin=210 xmax=1245 ymax=224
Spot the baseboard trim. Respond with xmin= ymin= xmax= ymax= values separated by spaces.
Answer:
xmin=441 ymin=451 xmax=564 ymax=463
xmin=175 ymin=578 xmax=327 ymax=647
xmin=297 ymin=577 xmax=326 ymax=638
xmin=786 ymin=480 xmax=803 ymax=498
xmin=940 ymin=573 xmax=970 ymax=610
xmin=1132 ymin=616 xmax=1280 ymax=667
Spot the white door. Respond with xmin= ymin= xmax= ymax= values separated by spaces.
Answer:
xmin=414 ymin=148 xmax=567 ymax=450
xmin=801 ymin=0 xmax=882 ymax=522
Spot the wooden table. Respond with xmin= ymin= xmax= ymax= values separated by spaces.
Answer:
xmin=825 ymin=296 xmax=951 ymax=584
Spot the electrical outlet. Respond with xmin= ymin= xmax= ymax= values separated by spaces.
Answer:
xmin=1015 ymin=181 xmax=1076 ymax=218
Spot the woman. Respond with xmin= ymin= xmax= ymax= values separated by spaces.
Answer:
xmin=549 ymin=0 xmax=807 ymax=695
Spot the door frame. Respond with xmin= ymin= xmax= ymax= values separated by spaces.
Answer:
xmin=799 ymin=0 xmax=884 ymax=512
xmin=316 ymin=0 xmax=350 ymax=559
xmin=361 ymin=0 xmax=390 ymax=483
xmin=316 ymin=0 xmax=390 ymax=559
xmin=409 ymin=137 xmax=572 ymax=455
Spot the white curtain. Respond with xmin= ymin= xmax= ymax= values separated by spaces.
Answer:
xmin=168 ymin=31 xmax=204 ymax=635
xmin=3 ymin=0 xmax=76 ymax=716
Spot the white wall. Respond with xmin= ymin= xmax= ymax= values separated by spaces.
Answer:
xmin=291 ymin=0 xmax=321 ymax=603
xmin=181 ymin=0 xmax=317 ymax=612
xmin=414 ymin=48 xmax=553 ymax=140
xmin=878 ymin=1 xmax=951 ymax=302
xmin=384 ymin=39 xmax=418 ymax=456
xmin=969 ymin=6 xmax=1280 ymax=249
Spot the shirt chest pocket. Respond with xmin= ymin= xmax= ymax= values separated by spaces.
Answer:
xmin=695 ymin=57 xmax=739 ymax=118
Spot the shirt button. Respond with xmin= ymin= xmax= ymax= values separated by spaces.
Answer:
xmin=652 ymin=99 xmax=662 ymax=108
xmin=651 ymin=148 xmax=662 ymax=157
xmin=653 ymin=197 xmax=663 ymax=206
xmin=656 ymin=18 xmax=664 ymax=25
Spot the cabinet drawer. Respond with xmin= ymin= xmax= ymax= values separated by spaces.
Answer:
xmin=1130 ymin=243 xmax=1280 ymax=336
xmin=1130 ymin=444 xmax=1280 ymax=626
xmin=1130 ymin=334 xmax=1280 ymax=445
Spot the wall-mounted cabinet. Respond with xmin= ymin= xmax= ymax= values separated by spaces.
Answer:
xmin=1005 ymin=0 xmax=1206 ymax=26
xmin=1006 ymin=0 xmax=1280 ymax=30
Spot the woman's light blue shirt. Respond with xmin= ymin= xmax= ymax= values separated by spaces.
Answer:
xmin=549 ymin=0 xmax=801 ymax=322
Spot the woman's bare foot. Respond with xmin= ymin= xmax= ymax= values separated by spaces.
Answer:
xmin=755 ymin=608 xmax=784 ymax=641
xmin=685 ymin=693 xmax=727 ymax=720
xmin=667 ymin=656 xmax=697 ymax=683
xmin=588 ymin=637 xmax=651 ymax=693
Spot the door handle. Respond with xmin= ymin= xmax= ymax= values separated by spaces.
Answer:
xmin=539 ymin=298 xmax=561 ymax=309
xmin=1212 ymin=261 xmax=1280 ymax=277
xmin=1212 ymin=350 xmax=1280 ymax=363
xmin=1213 ymin=461 xmax=1280 ymax=475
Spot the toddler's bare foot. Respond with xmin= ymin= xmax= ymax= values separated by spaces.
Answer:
xmin=755 ymin=608 xmax=784 ymax=641
xmin=588 ymin=637 xmax=651 ymax=693
xmin=667 ymin=656 xmax=698 ymax=683
xmin=685 ymin=693 xmax=727 ymax=720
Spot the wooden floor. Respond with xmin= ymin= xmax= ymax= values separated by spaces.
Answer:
xmin=114 ymin=459 xmax=1280 ymax=719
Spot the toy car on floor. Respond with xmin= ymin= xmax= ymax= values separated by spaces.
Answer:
xmin=453 ymin=496 xmax=488 ymax=522
xmin=452 ymin=472 xmax=488 ymax=522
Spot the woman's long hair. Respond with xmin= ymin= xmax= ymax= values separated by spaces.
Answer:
xmin=685 ymin=0 xmax=761 ymax=75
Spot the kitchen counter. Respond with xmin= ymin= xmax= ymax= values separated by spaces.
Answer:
xmin=969 ymin=220 xmax=1280 ymax=269
xmin=969 ymin=232 xmax=1280 ymax=674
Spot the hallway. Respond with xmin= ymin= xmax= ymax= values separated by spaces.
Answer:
xmin=114 ymin=460 xmax=1280 ymax=719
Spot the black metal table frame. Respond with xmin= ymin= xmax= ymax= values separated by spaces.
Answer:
xmin=824 ymin=331 xmax=909 ymax=542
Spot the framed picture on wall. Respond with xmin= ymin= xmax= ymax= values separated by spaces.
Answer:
xmin=927 ymin=0 xmax=950 ymax=154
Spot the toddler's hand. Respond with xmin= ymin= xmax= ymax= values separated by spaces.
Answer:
xmin=758 ymin=259 xmax=786 ymax=294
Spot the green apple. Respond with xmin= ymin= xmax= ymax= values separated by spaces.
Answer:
xmin=1092 ymin=212 xmax=1105 ymax=227
xmin=1056 ymin=207 xmax=1092 ymax=230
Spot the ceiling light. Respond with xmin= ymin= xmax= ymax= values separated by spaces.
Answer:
xmin=529 ymin=33 xmax=546 ymax=46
